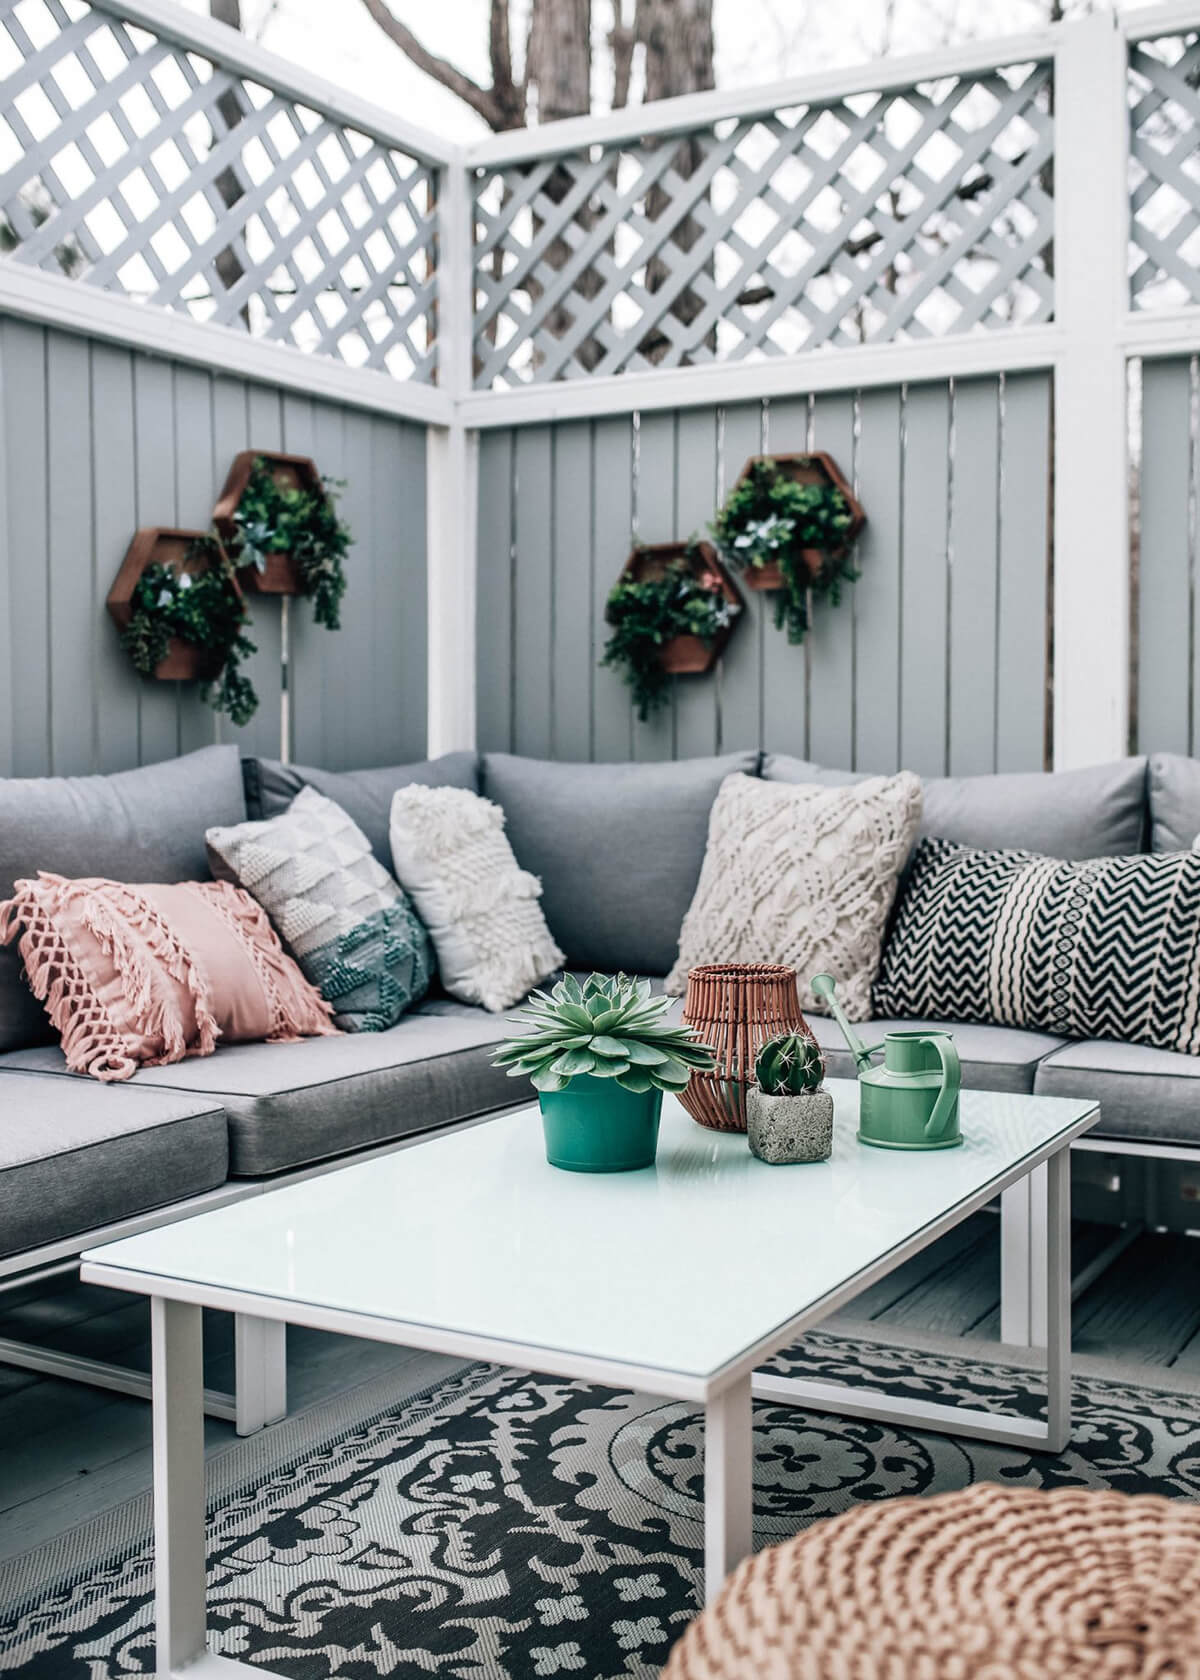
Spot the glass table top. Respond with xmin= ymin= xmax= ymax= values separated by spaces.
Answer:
xmin=85 ymin=1081 xmax=1098 ymax=1382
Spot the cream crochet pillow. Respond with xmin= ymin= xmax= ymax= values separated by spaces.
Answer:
xmin=665 ymin=771 xmax=923 ymax=1020
xmin=389 ymin=785 xmax=564 ymax=1013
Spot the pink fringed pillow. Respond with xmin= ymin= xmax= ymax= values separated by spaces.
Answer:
xmin=0 ymin=873 xmax=337 ymax=1081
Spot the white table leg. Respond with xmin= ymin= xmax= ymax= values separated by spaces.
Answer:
xmin=1045 ymin=1147 xmax=1072 ymax=1452
xmin=753 ymin=1147 xmax=1074 ymax=1453
xmin=704 ymin=1375 xmax=753 ymax=1604
xmin=234 ymin=1315 xmax=287 ymax=1437
xmin=1000 ymin=1163 xmax=1049 ymax=1349
xmin=152 ymin=1296 xmax=207 ymax=1676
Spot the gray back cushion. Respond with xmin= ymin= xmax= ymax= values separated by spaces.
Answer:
xmin=246 ymin=752 xmax=480 ymax=868
xmin=482 ymin=751 xmax=759 ymax=976
xmin=762 ymin=754 xmax=1148 ymax=857
xmin=1147 ymin=754 xmax=1200 ymax=852
xmin=0 ymin=745 xmax=246 ymax=1052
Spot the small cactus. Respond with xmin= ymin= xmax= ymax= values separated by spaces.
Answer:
xmin=755 ymin=1032 xmax=824 ymax=1095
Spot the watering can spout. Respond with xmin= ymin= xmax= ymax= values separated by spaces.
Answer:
xmin=810 ymin=973 xmax=882 ymax=1072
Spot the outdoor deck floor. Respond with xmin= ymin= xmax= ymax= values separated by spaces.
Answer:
xmin=2 ymin=1213 xmax=1199 ymax=1566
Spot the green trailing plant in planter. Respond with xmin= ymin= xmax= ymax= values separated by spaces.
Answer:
xmin=712 ymin=457 xmax=858 ymax=644
xmin=493 ymin=972 xmax=716 ymax=1172
xmin=121 ymin=545 xmax=259 ymax=726
xmin=602 ymin=547 xmax=740 ymax=721
xmin=232 ymin=457 xmax=351 ymax=630
xmin=747 ymin=1031 xmax=834 ymax=1165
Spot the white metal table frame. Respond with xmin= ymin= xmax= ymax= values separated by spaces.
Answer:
xmin=82 ymin=1110 xmax=1090 ymax=1678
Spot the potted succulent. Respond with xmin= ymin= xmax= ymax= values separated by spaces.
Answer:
xmin=493 ymin=972 xmax=716 ymax=1172
xmin=712 ymin=454 xmax=864 ymax=644
xmin=214 ymin=451 xmax=351 ymax=629
xmin=108 ymin=530 xmax=259 ymax=725
xmin=746 ymin=1032 xmax=834 ymax=1164
xmin=602 ymin=539 xmax=742 ymax=720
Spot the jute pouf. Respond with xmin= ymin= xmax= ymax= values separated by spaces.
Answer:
xmin=663 ymin=1483 xmax=1200 ymax=1680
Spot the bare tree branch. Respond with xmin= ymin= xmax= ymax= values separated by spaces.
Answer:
xmin=252 ymin=0 xmax=280 ymax=43
xmin=356 ymin=0 xmax=508 ymax=128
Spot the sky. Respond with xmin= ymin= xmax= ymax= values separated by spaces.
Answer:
xmin=171 ymin=0 xmax=1140 ymax=145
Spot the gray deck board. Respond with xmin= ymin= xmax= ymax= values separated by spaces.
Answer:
xmin=1071 ymin=1233 xmax=1200 ymax=1368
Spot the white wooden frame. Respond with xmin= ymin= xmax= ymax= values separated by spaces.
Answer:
xmin=88 ymin=0 xmax=457 ymax=167
xmin=443 ymin=8 xmax=1200 ymax=773
xmin=81 ymin=1115 xmax=1088 ymax=1669
xmin=462 ymin=31 xmax=1061 ymax=168
xmin=8 ymin=4 xmax=1200 ymax=765
xmin=0 ymin=0 xmax=458 ymax=425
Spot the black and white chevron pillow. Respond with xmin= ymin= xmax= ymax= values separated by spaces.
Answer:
xmin=874 ymin=837 xmax=1200 ymax=1055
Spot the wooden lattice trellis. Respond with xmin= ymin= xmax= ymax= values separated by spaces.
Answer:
xmin=1130 ymin=33 xmax=1200 ymax=312
xmin=472 ymin=61 xmax=1054 ymax=390
xmin=0 ymin=0 xmax=439 ymax=380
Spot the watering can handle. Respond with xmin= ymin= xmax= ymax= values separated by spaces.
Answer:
xmin=922 ymin=1035 xmax=961 ymax=1139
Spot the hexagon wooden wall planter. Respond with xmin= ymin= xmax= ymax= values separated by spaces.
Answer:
xmin=730 ymin=452 xmax=866 ymax=590
xmin=611 ymin=539 xmax=743 ymax=674
xmin=106 ymin=528 xmax=241 ymax=681
xmin=213 ymin=449 xmax=323 ymax=596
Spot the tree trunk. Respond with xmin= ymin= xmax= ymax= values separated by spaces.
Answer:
xmin=526 ymin=0 xmax=591 ymax=125
xmin=635 ymin=0 xmax=715 ymax=362
xmin=524 ymin=0 xmax=598 ymax=371
xmin=637 ymin=0 xmax=715 ymax=103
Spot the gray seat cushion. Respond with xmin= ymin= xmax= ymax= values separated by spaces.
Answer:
xmin=245 ymin=752 xmax=480 ymax=869
xmin=481 ymin=751 xmax=759 ymax=976
xmin=0 ymin=745 xmax=247 ymax=1053
xmin=807 ymin=1014 xmax=1069 ymax=1095
xmin=0 ymin=1071 xmax=227 ymax=1258
xmin=762 ymin=754 xmax=1148 ymax=858
xmin=1147 ymin=753 xmax=1200 ymax=853
xmin=1034 ymin=1039 xmax=1200 ymax=1147
xmin=2 ymin=1002 xmax=523 ymax=1178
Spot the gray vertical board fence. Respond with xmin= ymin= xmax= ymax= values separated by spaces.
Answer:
xmin=0 ymin=314 xmax=428 ymax=781
xmin=475 ymin=372 xmax=1053 ymax=774
xmin=1137 ymin=355 xmax=1198 ymax=757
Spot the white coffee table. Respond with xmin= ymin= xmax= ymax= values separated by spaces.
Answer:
xmin=83 ymin=1079 xmax=1097 ymax=1678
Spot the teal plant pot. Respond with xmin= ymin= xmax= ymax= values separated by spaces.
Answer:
xmin=539 ymin=1076 xmax=663 ymax=1173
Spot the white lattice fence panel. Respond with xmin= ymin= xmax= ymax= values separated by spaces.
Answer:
xmin=1130 ymin=33 xmax=1200 ymax=312
xmin=473 ymin=61 xmax=1053 ymax=389
xmin=0 ymin=0 xmax=438 ymax=379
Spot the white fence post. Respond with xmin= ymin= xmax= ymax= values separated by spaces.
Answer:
xmin=427 ymin=162 xmax=479 ymax=757
xmin=1052 ymin=11 xmax=1131 ymax=770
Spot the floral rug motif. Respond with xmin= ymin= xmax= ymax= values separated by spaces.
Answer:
xmin=5 ymin=1332 xmax=1200 ymax=1679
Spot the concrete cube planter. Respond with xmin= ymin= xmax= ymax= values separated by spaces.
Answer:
xmin=746 ymin=1085 xmax=834 ymax=1164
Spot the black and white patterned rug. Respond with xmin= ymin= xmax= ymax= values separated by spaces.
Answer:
xmin=5 ymin=1331 xmax=1200 ymax=1679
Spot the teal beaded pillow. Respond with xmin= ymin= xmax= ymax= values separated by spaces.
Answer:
xmin=206 ymin=786 xmax=432 ymax=1031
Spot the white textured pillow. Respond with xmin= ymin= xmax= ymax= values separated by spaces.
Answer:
xmin=389 ymin=785 xmax=564 ymax=1012
xmin=665 ymin=771 xmax=923 ymax=1019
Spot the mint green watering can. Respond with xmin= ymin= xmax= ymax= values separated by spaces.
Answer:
xmin=811 ymin=974 xmax=962 ymax=1151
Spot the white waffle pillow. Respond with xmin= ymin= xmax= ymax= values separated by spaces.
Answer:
xmin=389 ymin=785 xmax=564 ymax=1012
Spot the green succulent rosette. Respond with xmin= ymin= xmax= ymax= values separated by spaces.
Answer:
xmin=493 ymin=972 xmax=716 ymax=1096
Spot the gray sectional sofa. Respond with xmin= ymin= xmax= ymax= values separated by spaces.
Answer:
xmin=2 ymin=742 xmax=1198 ymax=1426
